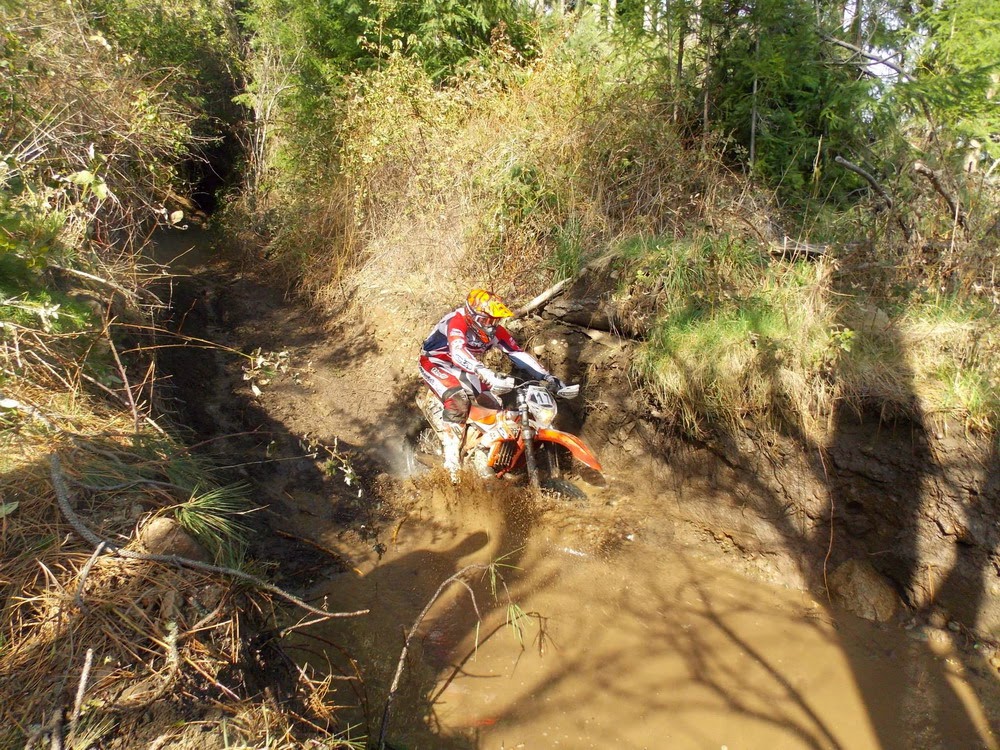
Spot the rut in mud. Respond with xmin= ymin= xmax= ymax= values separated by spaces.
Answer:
xmin=157 ymin=228 xmax=1000 ymax=750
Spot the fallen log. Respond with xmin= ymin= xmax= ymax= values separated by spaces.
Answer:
xmin=769 ymin=236 xmax=829 ymax=259
xmin=514 ymin=253 xmax=617 ymax=319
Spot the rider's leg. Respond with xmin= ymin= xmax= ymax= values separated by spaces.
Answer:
xmin=418 ymin=356 xmax=473 ymax=482
xmin=440 ymin=387 xmax=470 ymax=482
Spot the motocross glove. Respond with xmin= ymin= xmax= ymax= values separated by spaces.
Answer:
xmin=543 ymin=374 xmax=564 ymax=392
xmin=478 ymin=367 xmax=514 ymax=394
xmin=545 ymin=374 xmax=579 ymax=399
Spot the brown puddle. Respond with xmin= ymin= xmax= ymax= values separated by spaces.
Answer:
xmin=301 ymin=477 xmax=1000 ymax=750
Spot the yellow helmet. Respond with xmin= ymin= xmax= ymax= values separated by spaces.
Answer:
xmin=464 ymin=289 xmax=512 ymax=341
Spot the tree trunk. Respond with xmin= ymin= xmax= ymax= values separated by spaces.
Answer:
xmin=702 ymin=33 xmax=712 ymax=153
xmin=673 ymin=13 xmax=686 ymax=122
xmin=750 ymin=34 xmax=759 ymax=168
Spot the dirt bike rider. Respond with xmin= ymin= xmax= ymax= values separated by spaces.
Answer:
xmin=418 ymin=288 xmax=568 ymax=482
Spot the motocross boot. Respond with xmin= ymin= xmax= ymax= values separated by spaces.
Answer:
xmin=416 ymin=389 xmax=443 ymax=431
xmin=440 ymin=422 xmax=466 ymax=484
xmin=470 ymin=446 xmax=492 ymax=478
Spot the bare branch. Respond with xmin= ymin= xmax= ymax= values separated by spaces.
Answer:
xmin=913 ymin=161 xmax=968 ymax=231
xmin=820 ymin=33 xmax=910 ymax=81
xmin=377 ymin=563 xmax=490 ymax=750
xmin=514 ymin=277 xmax=573 ymax=319
xmin=834 ymin=156 xmax=893 ymax=207
xmin=68 ymin=648 xmax=94 ymax=738
xmin=514 ymin=254 xmax=616 ymax=319
xmin=48 ymin=263 xmax=161 ymax=305
xmin=834 ymin=156 xmax=912 ymax=241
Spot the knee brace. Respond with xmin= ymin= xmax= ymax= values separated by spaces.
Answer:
xmin=441 ymin=387 xmax=471 ymax=424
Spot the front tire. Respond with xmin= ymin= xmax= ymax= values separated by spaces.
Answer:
xmin=540 ymin=477 xmax=587 ymax=500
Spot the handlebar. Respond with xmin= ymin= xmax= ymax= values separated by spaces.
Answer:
xmin=511 ymin=378 xmax=580 ymax=399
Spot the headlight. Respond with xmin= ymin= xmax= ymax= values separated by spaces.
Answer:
xmin=531 ymin=405 xmax=556 ymax=428
xmin=525 ymin=386 xmax=558 ymax=428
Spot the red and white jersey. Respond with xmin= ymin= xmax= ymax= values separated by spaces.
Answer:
xmin=421 ymin=307 xmax=548 ymax=380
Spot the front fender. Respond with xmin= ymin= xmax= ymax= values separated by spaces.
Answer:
xmin=535 ymin=429 xmax=603 ymax=472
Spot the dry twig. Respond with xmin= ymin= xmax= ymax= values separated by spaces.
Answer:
xmin=68 ymin=648 xmax=94 ymax=738
xmin=376 ymin=563 xmax=488 ymax=750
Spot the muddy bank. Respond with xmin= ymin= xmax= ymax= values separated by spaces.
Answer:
xmin=693 ymin=417 xmax=1000 ymax=634
xmin=524 ymin=291 xmax=1000 ymax=641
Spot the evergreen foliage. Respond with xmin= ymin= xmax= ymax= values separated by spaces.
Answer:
xmin=906 ymin=0 xmax=1000 ymax=162
xmin=703 ymin=0 xmax=878 ymax=200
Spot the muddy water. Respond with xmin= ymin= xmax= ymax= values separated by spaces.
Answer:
xmin=305 ymin=479 xmax=1000 ymax=750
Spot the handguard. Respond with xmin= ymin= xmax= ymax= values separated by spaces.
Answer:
xmin=493 ymin=376 xmax=515 ymax=395
xmin=556 ymin=384 xmax=580 ymax=399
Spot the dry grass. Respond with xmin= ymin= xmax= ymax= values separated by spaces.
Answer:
xmin=0 ymin=353 xmax=367 ymax=734
xmin=2 ymin=0 xmax=211 ymax=250
xmin=0 ymin=428 xmax=364 ymax=748
xmin=283 ymin=27 xmax=761 ymax=354
xmin=1 ymin=309 xmax=363 ymax=748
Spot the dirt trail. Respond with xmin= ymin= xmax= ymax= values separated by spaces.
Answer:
xmin=157 ymin=227 xmax=1000 ymax=750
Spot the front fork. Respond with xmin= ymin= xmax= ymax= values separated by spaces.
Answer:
xmin=519 ymin=393 xmax=542 ymax=490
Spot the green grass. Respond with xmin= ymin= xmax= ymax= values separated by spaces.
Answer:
xmin=900 ymin=294 xmax=1000 ymax=431
xmin=629 ymin=239 xmax=1000 ymax=438
xmin=547 ymin=217 xmax=586 ymax=280
xmin=73 ymin=435 xmax=253 ymax=565
xmin=639 ymin=296 xmax=812 ymax=433
xmin=173 ymin=483 xmax=252 ymax=565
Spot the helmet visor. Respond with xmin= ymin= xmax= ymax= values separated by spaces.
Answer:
xmin=471 ymin=313 xmax=499 ymax=338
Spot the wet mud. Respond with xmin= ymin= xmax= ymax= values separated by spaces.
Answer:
xmin=155 ymin=227 xmax=1000 ymax=749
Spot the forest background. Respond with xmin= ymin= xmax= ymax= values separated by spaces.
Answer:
xmin=1 ymin=0 xmax=998 ymax=746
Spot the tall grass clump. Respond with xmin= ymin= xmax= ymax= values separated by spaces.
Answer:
xmin=631 ymin=234 xmax=1000 ymax=438
xmin=896 ymin=295 xmax=1000 ymax=432
xmin=630 ymin=236 xmax=834 ymax=435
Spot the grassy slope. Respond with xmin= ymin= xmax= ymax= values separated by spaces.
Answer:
xmin=247 ymin=14 xmax=999 ymax=443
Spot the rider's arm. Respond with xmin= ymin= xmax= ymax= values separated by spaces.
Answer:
xmin=495 ymin=326 xmax=549 ymax=380
xmin=446 ymin=312 xmax=484 ymax=374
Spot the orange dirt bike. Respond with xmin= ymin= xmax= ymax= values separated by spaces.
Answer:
xmin=412 ymin=379 xmax=604 ymax=499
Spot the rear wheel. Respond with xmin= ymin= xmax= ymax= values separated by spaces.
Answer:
xmin=415 ymin=427 xmax=442 ymax=456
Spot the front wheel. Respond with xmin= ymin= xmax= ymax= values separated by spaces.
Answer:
xmin=540 ymin=477 xmax=587 ymax=500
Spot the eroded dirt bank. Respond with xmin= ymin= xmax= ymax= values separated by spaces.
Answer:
xmin=156 ymin=227 xmax=1000 ymax=749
